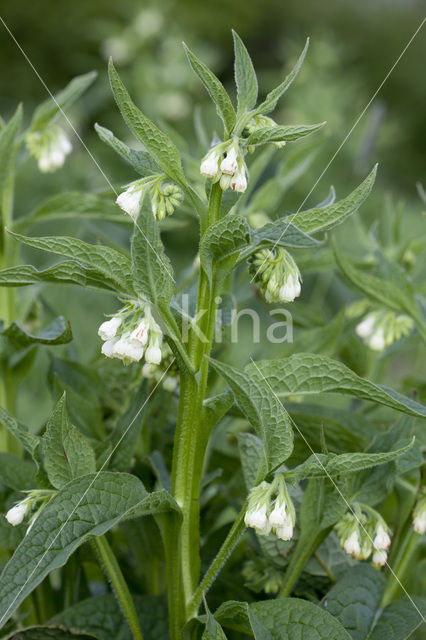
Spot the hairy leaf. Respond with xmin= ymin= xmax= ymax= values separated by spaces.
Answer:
xmin=246 ymin=123 xmax=325 ymax=146
xmin=233 ymin=30 xmax=258 ymax=112
xmin=367 ymin=597 xmax=426 ymax=640
xmin=2 ymin=316 xmax=72 ymax=348
xmin=200 ymin=215 xmax=251 ymax=285
xmin=0 ymin=261 xmax=119 ymax=292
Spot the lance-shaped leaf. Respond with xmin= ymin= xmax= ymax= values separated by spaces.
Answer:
xmin=247 ymin=354 xmax=426 ymax=418
xmin=0 ymin=261 xmax=120 ymax=292
xmin=233 ymin=30 xmax=258 ymax=112
xmin=7 ymin=230 xmax=133 ymax=293
xmin=183 ymin=43 xmax=236 ymax=135
xmin=284 ymin=439 xmax=414 ymax=482
xmin=1 ymin=316 xmax=72 ymax=348
xmin=333 ymin=240 xmax=426 ymax=340
xmin=41 ymin=395 xmax=96 ymax=489
xmin=200 ymin=215 xmax=251 ymax=285
xmin=237 ymin=220 xmax=320 ymax=263
xmin=0 ymin=105 xmax=22 ymax=202
xmin=0 ymin=406 xmax=39 ymax=455
xmin=0 ymin=472 xmax=180 ymax=628
xmin=208 ymin=358 xmax=293 ymax=471
xmin=294 ymin=165 xmax=377 ymax=234
xmin=254 ymin=39 xmax=309 ymax=115
xmin=95 ymin=123 xmax=161 ymax=177
xmin=246 ymin=122 xmax=325 ymax=146
xmin=216 ymin=598 xmax=352 ymax=639
xmin=131 ymin=210 xmax=174 ymax=310
xmin=108 ymin=60 xmax=186 ymax=187
xmin=30 ymin=71 xmax=97 ymax=131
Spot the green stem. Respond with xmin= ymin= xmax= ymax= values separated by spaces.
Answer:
xmin=170 ymin=183 xmax=222 ymax=619
xmin=187 ymin=505 xmax=246 ymax=618
xmin=381 ymin=526 xmax=420 ymax=608
xmin=278 ymin=528 xmax=331 ymax=598
xmin=91 ymin=535 xmax=144 ymax=640
xmin=156 ymin=514 xmax=184 ymax=640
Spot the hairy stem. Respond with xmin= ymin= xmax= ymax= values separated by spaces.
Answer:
xmin=91 ymin=535 xmax=144 ymax=640
xmin=381 ymin=525 xmax=420 ymax=608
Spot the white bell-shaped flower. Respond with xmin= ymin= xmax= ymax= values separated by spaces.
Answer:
xmin=275 ymin=519 xmax=293 ymax=541
xmin=230 ymin=167 xmax=247 ymax=192
xmin=98 ymin=316 xmax=122 ymax=341
xmin=145 ymin=337 xmax=162 ymax=364
xmin=356 ymin=314 xmax=375 ymax=338
xmin=130 ymin=320 xmax=149 ymax=346
xmin=268 ymin=500 xmax=287 ymax=529
xmin=372 ymin=549 xmax=387 ymax=567
xmin=113 ymin=333 xmax=144 ymax=362
xmin=200 ymin=149 xmax=220 ymax=179
xmin=244 ymin=503 xmax=271 ymax=535
xmin=6 ymin=499 xmax=30 ymax=526
xmin=220 ymin=146 xmax=239 ymax=175
xmin=343 ymin=530 xmax=361 ymax=558
xmin=413 ymin=512 xmax=426 ymax=534
xmin=101 ymin=338 xmax=118 ymax=358
xmin=116 ymin=185 xmax=143 ymax=220
xmin=369 ymin=327 xmax=386 ymax=351
xmin=373 ymin=524 xmax=391 ymax=550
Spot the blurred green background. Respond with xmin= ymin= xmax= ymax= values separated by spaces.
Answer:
xmin=0 ymin=0 xmax=425 ymax=426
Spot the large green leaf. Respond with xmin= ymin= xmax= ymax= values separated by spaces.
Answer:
xmin=0 ymin=453 xmax=37 ymax=490
xmin=294 ymin=166 xmax=377 ymax=234
xmin=367 ymin=597 xmax=426 ymax=640
xmin=232 ymin=30 xmax=258 ymax=112
xmin=333 ymin=241 xmax=425 ymax=339
xmin=248 ymin=354 xmax=426 ymax=418
xmin=321 ymin=565 xmax=386 ymax=640
xmin=237 ymin=433 xmax=266 ymax=490
xmin=30 ymin=71 xmax=97 ymax=131
xmin=131 ymin=210 xmax=174 ymax=310
xmin=41 ymin=395 xmax=96 ymax=489
xmin=246 ymin=123 xmax=325 ymax=146
xmin=203 ymin=608 xmax=228 ymax=639
xmin=254 ymin=39 xmax=309 ymax=115
xmin=0 ymin=261 xmax=120 ymax=292
xmin=3 ymin=627 xmax=99 ymax=639
xmin=216 ymin=598 xmax=352 ymax=639
xmin=1 ymin=316 xmax=72 ymax=348
xmin=0 ymin=472 xmax=178 ymax=628
xmin=7 ymin=230 xmax=133 ymax=293
xmin=108 ymin=60 xmax=186 ymax=187
xmin=183 ymin=43 xmax=236 ymax=135
xmin=209 ymin=358 xmax=293 ymax=471
xmin=200 ymin=215 xmax=251 ymax=285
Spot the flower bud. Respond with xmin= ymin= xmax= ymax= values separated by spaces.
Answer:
xmin=275 ymin=520 xmax=293 ymax=541
xmin=373 ymin=524 xmax=391 ymax=550
xmin=244 ymin=504 xmax=271 ymax=535
xmin=145 ymin=338 xmax=162 ymax=364
xmin=220 ymin=146 xmax=239 ymax=175
xmin=219 ymin=173 xmax=232 ymax=191
xmin=200 ymin=149 xmax=220 ymax=179
xmin=372 ymin=550 xmax=387 ymax=567
xmin=230 ymin=167 xmax=247 ymax=192
xmin=116 ymin=185 xmax=143 ymax=220
xmin=6 ymin=499 xmax=30 ymax=526
xmin=413 ymin=490 xmax=426 ymax=534
xmin=268 ymin=500 xmax=287 ymax=529
xmin=343 ymin=530 xmax=361 ymax=558
xmin=369 ymin=328 xmax=386 ymax=352
xmin=356 ymin=314 xmax=375 ymax=339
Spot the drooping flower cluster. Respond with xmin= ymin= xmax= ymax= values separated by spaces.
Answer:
xmin=250 ymin=248 xmax=302 ymax=303
xmin=412 ymin=488 xmax=426 ymax=535
xmin=26 ymin=125 xmax=72 ymax=172
xmin=98 ymin=303 xmax=163 ymax=366
xmin=244 ymin=476 xmax=295 ymax=542
xmin=200 ymin=138 xmax=247 ymax=193
xmin=356 ymin=310 xmax=413 ymax=351
xmin=5 ymin=490 xmax=55 ymax=534
xmin=116 ymin=175 xmax=183 ymax=221
xmin=335 ymin=506 xmax=391 ymax=568
xmin=246 ymin=115 xmax=286 ymax=149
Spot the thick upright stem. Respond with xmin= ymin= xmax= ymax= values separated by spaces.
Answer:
xmin=278 ymin=528 xmax=331 ymax=598
xmin=171 ymin=183 xmax=222 ymax=619
xmin=91 ymin=535 xmax=144 ymax=640
xmin=381 ymin=526 xmax=420 ymax=608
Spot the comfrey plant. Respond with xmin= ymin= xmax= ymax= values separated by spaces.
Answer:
xmin=0 ymin=31 xmax=425 ymax=640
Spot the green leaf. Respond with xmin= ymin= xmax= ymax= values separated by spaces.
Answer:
xmin=183 ymin=43 xmax=236 ymax=135
xmin=284 ymin=440 xmax=414 ymax=482
xmin=0 ymin=406 xmax=39 ymax=455
xmin=322 ymin=565 xmax=386 ymax=640
xmin=7 ymin=230 xmax=133 ymax=294
xmin=131 ymin=211 xmax=174 ymax=310
xmin=0 ymin=472 xmax=178 ymax=628
xmin=95 ymin=123 xmax=161 ymax=177
xmin=42 ymin=395 xmax=96 ymax=489
xmin=208 ymin=358 xmax=293 ymax=471
xmin=216 ymin=598 xmax=352 ymax=639
xmin=246 ymin=123 xmax=325 ymax=146
xmin=254 ymin=39 xmax=309 ymax=115
xmin=367 ymin=597 xmax=426 ymax=640
xmin=0 ymin=261 xmax=120 ymax=292
xmin=248 ymin=354 xmax=426 ymax=418
xmin=203 ymin=607 xmax=228 ymax=639
xmin=108 ymin=60 xmax=186 ymax=187
xmin=2 ymin=316 xmax=72 ymax=348
xmin=14 ymin=192 xmax=126 ymax=232
xmin=232 ymin=30 xmax=258 ymax=112
xmin=200 ymin=215 xmax=251 ymax=286
xmin=0 ymin=105 xmax=22 ymax=205
xmin=30 ymin=71 xmax=97 ymax=131
xmin=237 ymin=433 xmax=266 ymax=490
xmin=295 ymin=166 xmax=377 ymax=234
xmin=109 ymin=381 xmax=147 ymax=472
xmin=3 ymin=627 xmax=99 ymax=639
xmin=50 ymin=594 xmax=169 ymax=640
xmin=0 ymin=453 xmax=37 ymax=490
xmin=333 ymin=240 xmax=425 ymax=339
xmin=238 ymin=220 xmax=320 ymax=262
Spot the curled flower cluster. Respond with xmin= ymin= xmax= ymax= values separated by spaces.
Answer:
xmin=98 ymin=304 xmax=163 ymax=366
xmin=26 ymin=125 xmax=72 ymax=172
xmin=412 ymin=488 xmax=426 ymax=535
xmin=5 ymin=490 xmax=55 ymax=534
xmin=251 ymin=248 xmax=302 ymax=303
xmin=335 ymin=506 xmax=391 ymax=568
xmin=244 ymin=476 xmax=295 ymax=542
xmin=356 ymin=310 xmax=413 ymax=351
xmin=200 ymin=138 xmax=248 ymax=193
xmin=116 ymin=176 xmax=183 ymax=221
xmin=246 ymin=114 xmax=286 ymax=149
